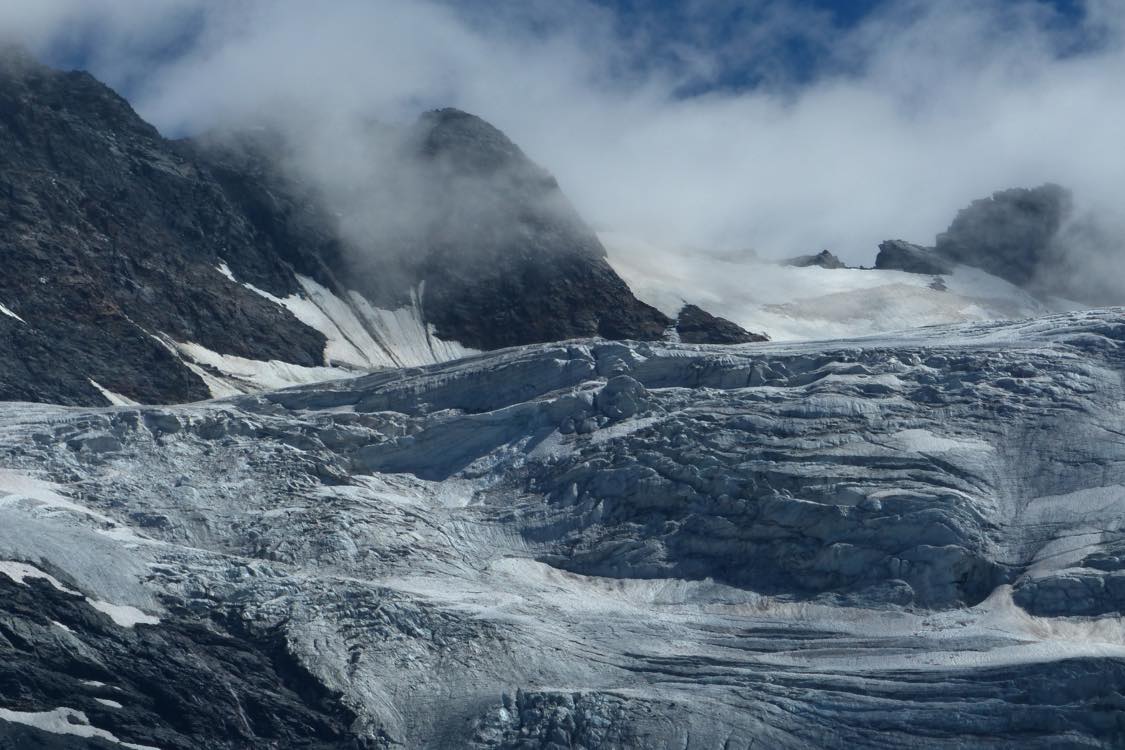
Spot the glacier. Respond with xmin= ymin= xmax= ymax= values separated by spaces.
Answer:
xmin=0 ymin=308 xmax=1124 ymax=748
xmin=602 ymin=231 xmax=1084 ymax=342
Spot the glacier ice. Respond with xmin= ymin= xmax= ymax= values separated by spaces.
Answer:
xmin=0 ymin=308 xmax=1123 ymax=747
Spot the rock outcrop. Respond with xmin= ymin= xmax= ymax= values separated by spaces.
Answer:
xmin=187 ymin=109 xmax=676 ymax=352
xmin=935 ymin=183 xmax=1072 ymax=287
xmin=0 ymin=51 xmax=728 ymax=408
xmin=0 ymin=49 xmax=327 ymax=406
xmin=875 ymin=239 xmax=953 ymax=275
xmin=784 ymin=249 xmax=846 ymax=269
xmin=674 ymin=303 xmax=768 ymax=344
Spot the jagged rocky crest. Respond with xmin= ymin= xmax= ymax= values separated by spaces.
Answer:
xmin=875 ymin=184 xmax=1123 ymax=306
xmin=784 ymin=249 xmax=846 ymax=269
xmin=0 ymin=50 xmax=755 ymax=407
xmin=935 ymin=184 xmax=1072 ymax=287
xmin=875 ymin=239 xmax=953 ymax=275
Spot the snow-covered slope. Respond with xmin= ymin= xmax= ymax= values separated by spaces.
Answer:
xmin=157 ymin=263 xmax=480 ymax=397
xmin=1 ymin=308 xmax=1123 ymax=748
xmin=604 ymin=232 xmax=1083 ymax=341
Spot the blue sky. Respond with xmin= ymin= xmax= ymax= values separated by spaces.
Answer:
xmin=36 ymin=0 xmax=1095 ymax=102
xmin=588 ymin=0 xmax=1090 ymax=90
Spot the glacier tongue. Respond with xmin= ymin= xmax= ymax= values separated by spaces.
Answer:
xmin=0 ymin=308 xmax=1124 ymax=748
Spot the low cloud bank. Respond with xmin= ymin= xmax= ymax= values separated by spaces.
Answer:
xmin=1 ymin=0 xmax=1122 ymax=286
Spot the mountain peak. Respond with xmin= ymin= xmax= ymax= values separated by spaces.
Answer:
xmin=415 ymin=107 xmax=546 ymax=181
xmin=0 ymin=57 xmax=762 ymax=405
xmin=935 ymin=183 xmax=1072 ymax=287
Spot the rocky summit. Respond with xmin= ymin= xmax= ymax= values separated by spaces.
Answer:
xmin=0 ymin=50 xmax=751 ymax=408
xmin=875 ymin=239 xmax=954 ymax=276
xmin=784 ymin=249 xmax=847 ymax=269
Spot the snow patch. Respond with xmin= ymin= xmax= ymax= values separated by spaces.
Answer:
xmin=215 ymin=261 xmax=236 ymax=282
xmin=0 ymin=707 xmax=161 ymax=749
xmin=87 ymin=599 xmax=160 ymax=628
xmin=0 ymin=559 xmax=160 ymax=628
xmin=170 ymin=339 xmax=356 ymax=393
xmin=162 ymin=269 xmax=482 ymax=395
xmin=146 ymin=332 xmax=244 ymax=399
xmin=347 ymin=288 xmax=478 ymax=367
xmin=88 ymin=379 xmax=139 ymax=407
xmin=0 ymin=560 xmax=79 ymax=595
xmin=242 ymin=274 xmax=477 ymax=369
xmin=0 ymin=303 xmax=25 ymax=324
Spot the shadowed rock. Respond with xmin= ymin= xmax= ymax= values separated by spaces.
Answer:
xmin=0 ymin=54 xmax=754 ymax=407
xmin=675 ymin=304 xmax=768 ymax=344
xmin=785 ymin=249 xmax=846 ymax=269
xmin=934 ymin=184 xmax=1072 ymax=286
xmin=876 ymin=239 xmax=953 ymax=275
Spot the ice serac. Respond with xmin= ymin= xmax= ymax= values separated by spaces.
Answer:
xmin=0 ymin=308 xmax=1123 ymax=748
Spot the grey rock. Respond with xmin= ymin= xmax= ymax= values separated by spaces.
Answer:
xmin=935 ymin=183 xmax=1071 ymax=287
xmin=674 ymin=304 xmax=769 ymax=344
xmin=875 ymin=239 xmax=953 ymax=275
xmin=785 ymin=249 xmax=846 ymax=269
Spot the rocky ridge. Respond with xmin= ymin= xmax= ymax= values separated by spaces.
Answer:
xmin=0 ymin=49 xmax=753 ymax=408
xmin=784 ymin=249 xmax=847 ymax=269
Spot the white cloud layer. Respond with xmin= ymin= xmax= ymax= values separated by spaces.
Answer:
xmin=2 ymin=0 xmax=1124 ymax=265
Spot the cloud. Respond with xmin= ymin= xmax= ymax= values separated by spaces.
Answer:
xmin=2 ymin=0 xmax=1124 ymax=269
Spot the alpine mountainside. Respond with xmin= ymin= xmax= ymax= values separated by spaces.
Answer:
xmin=0 ymin=48 xmax=757 ymax=408
xmin=876 ymin=183 xmax=1124 ymax=306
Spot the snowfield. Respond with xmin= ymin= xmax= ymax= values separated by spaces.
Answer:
xmin=0 ymin=308 xmax=1124 ymax=747
xmin=602 ymin=232 xmax=1083 ymax=341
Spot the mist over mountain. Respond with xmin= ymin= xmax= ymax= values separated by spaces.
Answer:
xmin=0 ymin=4 xmax=1124 ymax=750
xmin=4 ymin=0 xmax=1125 ymax=266
xmin=0 ymin=48 xmax=756 ymax=406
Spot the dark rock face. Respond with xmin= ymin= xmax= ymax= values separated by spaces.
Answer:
xmin=784 ymin=249 xmax=846 ymax=269
xmin=190 ymin=109 xmax=674 ymax=350
xmin=934 ymin=184 xmax=1071 ymax=286
xmin=0 ymin=576 xmax=375 ymax=749
xmin=409 ymin=111 xmax=671 ymax=347
xmin=0 ymin=54 xmax=700 ymax=406
xmin=0 ymin=49 xmax=327 ymax=406
xmin=875 ymin=240 xmax=953 ymax=275
xmin=674 ymin=304 xmax=768 ymax=344
xmin=173 ymin=129 xmax=348 ymax=299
